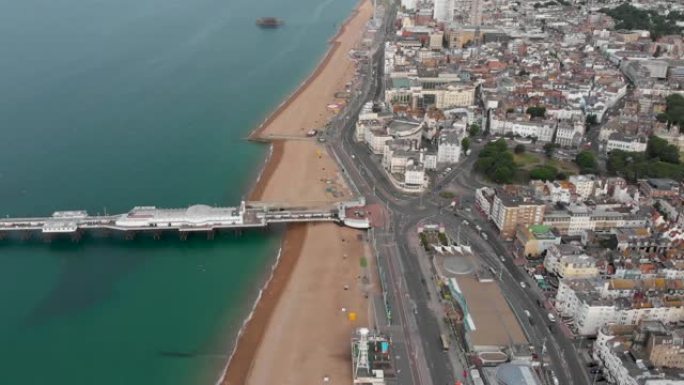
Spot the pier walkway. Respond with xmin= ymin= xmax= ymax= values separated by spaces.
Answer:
xmin=0 ymin=199 xmax=371 ymax=236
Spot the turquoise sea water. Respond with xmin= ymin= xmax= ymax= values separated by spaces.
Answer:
xmin=0 ymin=0 xmax=356 ymax=383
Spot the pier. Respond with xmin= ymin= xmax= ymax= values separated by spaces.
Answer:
xmin=0 ymin=199 xmax=371 ymax=238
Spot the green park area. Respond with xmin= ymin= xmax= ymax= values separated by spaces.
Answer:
xmin=475 ymin=139 xmax=578 ymax=184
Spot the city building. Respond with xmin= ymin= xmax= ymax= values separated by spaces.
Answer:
xmin=489 ymin=188 xmax=545 ymax=240
xmin=433 ymin=0 xmax=454 ymax=23
xmin=514 ymin=224 xmax=561 ymax=258
xmin=555 ymin=277 xmax=684 ymax=336
xmin=605 ymin=133 xmax=648 ymax=153
xmin=594 ymin=322 xmax=684 ymax=385
xmin=639 ymin=178 xmax=681 ymax=200
xmin=543 ymin=203 xmax=648 ymax=236
xmin=568 ymin=175 xmax=597 ymax=201
xmin=544 ymin=249 xmax=599 ymax=279
xmin=437 ymin=129 xmax=463 ymax=164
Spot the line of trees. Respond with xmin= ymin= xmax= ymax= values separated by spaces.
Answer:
xmin=607 ymin=136 xmax=684 ymax=181
xmin=575 ymin=150 xmax=598 ymax=174
xmin=600 ymin=4 xmax=683 ymax=40
xmin=657 ymin=94 xmax=684 ymax=131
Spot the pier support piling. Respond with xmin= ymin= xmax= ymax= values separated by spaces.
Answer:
xmin=70 ymin=231 xmax=82 ymax=243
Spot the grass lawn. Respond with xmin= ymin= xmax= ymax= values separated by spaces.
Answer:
xmin=514 ymin=152 xmax=541 ymax=167
xmin=514 ymin=152 xmax=579 ymax=174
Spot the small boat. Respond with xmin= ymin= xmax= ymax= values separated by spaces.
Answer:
xmin=256 ymin=17 xmax=283 ymax=28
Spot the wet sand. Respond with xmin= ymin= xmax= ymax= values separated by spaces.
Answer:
xmin=220 ymin=225 xmax=307 ymax=385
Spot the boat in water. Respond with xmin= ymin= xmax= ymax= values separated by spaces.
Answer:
xmin=256 ymin=17 xmax=283 ymax=28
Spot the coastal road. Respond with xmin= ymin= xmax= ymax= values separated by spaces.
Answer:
xmin=322 ymin=2 xmax=590 ymax=385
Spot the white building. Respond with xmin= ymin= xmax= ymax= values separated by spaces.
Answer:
xmin=605 ymin=133 xmax=648 ymax=153
xmin=433 ymin=0 xmax=454 ymax=22
xmin=568 ymin=175 xmax=596 ymax=201
xmin=404 ymin=162 xmax=425 ymax=188
xmin=594 ymin=324 xmax=684 ymax=385
xmin=475 ymin=187 xmax=495 ymax=217
xmin=401 ymin=0 xmax=417 ymax=10
xmin=555 ymin=278 xmax=684 ymax=336
xmin=543 ymin=244 xmax=599 ymax=279
xmin=437 ymin=130 xmax=462 ymax=164
xmin=489 ymin=115 xmax=556 ymax=142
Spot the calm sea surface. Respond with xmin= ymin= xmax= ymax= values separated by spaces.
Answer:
xmin=0 ymin=0 xmax=355 ymax=383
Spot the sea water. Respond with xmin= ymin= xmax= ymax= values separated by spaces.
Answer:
xmin=0 ymin=0 xmax=355 ymax=383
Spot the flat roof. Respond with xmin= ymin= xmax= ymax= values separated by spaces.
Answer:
xmin=456 ymin=275 xmax=528 ymax=348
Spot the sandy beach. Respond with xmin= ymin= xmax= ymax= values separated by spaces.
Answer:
xmin=221 ymin=1 xmax=374 ymax=384
xmin=245 ymin=223 xmax=373 ymax=385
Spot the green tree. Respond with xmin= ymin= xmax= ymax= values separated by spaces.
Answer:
xmin=585 ymin=114 xmax=598 ymax=127
xmin=529 ymin=165 xmax=558 ymax=181
xmin=600 ymin=4 xmax=683 ymax=41
xmin=461 ymin=137 xmax=471 ymax=152
xmin=543 ymin=143 xmax=556 ymax=158
xmin=664 ymin=94 xmax=684 ymax=130
xmin=647 ymin=135 xmax=680 ymax=164
xmin=514 ymin=144 xmax=526 ymax=154
xmin=475 ymin=139 xmax=519 ymax=183
xmin=468 ymin=123 xmax=481 ymax=137
xmin=526 ymin=106 xmax=547 ymax=118
xmin=575 ymin=151 xmax=598 ymax=173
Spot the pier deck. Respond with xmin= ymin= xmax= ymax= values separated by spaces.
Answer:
xmin=0 ymin=200 xmax=370 ymax=235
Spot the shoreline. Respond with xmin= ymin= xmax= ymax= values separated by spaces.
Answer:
xmin=217 ymin=224 xmax=307 ymax=385
xmin=248 ymin=0 xmax=364 ymax=140
xmin=247 ymin=141 xmax=283 ymax=201
xmin=219 ymin=0 xmax=370 ymax=383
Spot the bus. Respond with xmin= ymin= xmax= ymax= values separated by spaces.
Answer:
xmin=440 ymin=334 xmax=450 ymax=351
